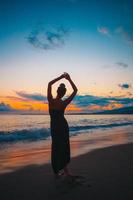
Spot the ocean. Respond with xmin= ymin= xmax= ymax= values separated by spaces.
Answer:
xmin=0 ymin=114 xmax=133 ymax=173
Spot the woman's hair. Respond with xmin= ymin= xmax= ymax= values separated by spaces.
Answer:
xmin=57 ymin=83 xmax=66 ymax=97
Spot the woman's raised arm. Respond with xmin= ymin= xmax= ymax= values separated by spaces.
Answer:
xmin=47 ymin=74 xmax=65 ymax=102
xmin=63 ymin=73 xmax=78 ymax=106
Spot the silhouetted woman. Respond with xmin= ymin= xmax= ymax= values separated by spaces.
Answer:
xmin=47 ymin=72 xmax=78 ymax=178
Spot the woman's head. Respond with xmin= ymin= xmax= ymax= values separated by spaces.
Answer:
xmin=57 ymin=83 xmax=66 ymax=98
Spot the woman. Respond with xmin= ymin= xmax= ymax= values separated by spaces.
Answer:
xmin=47 ymin=72 xmax=78 ymax=178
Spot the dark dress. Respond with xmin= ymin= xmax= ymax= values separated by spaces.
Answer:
xmin=49 ymin=109 xmax=70 ymax=174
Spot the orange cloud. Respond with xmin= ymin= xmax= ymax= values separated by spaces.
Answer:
xmin=0 ymin=96 xmax=47 ymax=111
xmin=88 ymin=102 xmax=123 ymax=111
xmin=0 ymin=94 xmax=128 ymax=114
xmin=66 ymin=104 xmax=82 ymax=112
xmin=0 ymin=96 xmax=81 ymax=113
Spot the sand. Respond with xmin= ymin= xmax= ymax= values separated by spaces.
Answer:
xmin=0 ymin=142 xmax=133 ymax=200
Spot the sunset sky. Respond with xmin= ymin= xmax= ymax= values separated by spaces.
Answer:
xmin=0 ymin=0 xmax=133 ymax=113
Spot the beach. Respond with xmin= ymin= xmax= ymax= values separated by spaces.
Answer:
xmin=0 ymin=114 xmax=133 ymax=200
xmin=0 ymin=114 xmax=133 ymax=174
xmin=0 ymin=142 xmax=133 ymax=200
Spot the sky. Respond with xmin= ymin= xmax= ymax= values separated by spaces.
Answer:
xmin=0 ymin=0 xmax=133 ymax=113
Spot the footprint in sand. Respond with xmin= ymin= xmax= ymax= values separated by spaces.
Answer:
xmin=54 ymin=175 xmax=91 ymax=194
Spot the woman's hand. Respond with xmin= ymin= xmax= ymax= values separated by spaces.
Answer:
xmin=59 ymin=73 xmax=66 ymax=79
xmin=63 ymin=72 xmax=71 ymax=80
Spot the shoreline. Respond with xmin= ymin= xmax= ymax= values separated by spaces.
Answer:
xmin=1 ymin=113 xmax=133 ymax=115
xmin=0 ymin=142 xmax=133 ymax=200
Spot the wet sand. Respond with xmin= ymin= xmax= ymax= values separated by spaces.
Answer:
xmin=0 ymin=142 xmax=133 ymax=200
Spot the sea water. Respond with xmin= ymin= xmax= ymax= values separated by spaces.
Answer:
xmin=0 ymin=114 xmax=133 ymax=173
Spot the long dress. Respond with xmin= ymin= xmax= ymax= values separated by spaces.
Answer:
xmin=49 ymin=109 xmax=70 ymax=174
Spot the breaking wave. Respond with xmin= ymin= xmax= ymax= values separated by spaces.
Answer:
xmin=0 ymin=121 xmax=133 ymax=143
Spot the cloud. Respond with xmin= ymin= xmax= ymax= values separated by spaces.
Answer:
xmin=103 ymin=62 xmax=129 ymax=69
xmin=27 ymin=26 xmax=69 ymax=50
xmin=1 ymin=93 xmax=133 ymax=113
xmin=116 ymin=62 xmax=128 ymax=68
xmin=6 ymin=96 xmax=26 ymax=102
xmin=22 ymin=104 xmax=34 ymax=110
xmin=73 ymin=95 xmax=133 ymax=108
xmin=74 ymin=95 xmax=109 ymax=107
xmin=127 ymin=92 xmax=132 ymax=96
xmin=0 ymin=102 xmax=13 ymax=111
xmin=97 ymin=26 xmax=110 ymax=36
xmin=116 ymin=26 xmax=133 ymax=45
xmin=118 ymin=83 xmax=132 ymax=89
xmin=98 ymin=25 xmax=133 ymax=46
xmin=16 ymin=91 xmax=47 ymax=102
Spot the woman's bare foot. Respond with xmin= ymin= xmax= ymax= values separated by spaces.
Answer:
xmin=63 ymin=166 xmax=72 ymax=176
